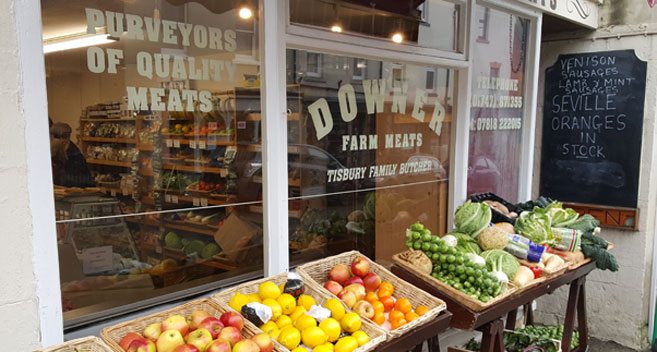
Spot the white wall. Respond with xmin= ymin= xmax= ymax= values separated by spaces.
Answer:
xmin=0 ymin=0 xmax=62 ymax=349
xmin=532 ymin=20 xmax=657 ymax=351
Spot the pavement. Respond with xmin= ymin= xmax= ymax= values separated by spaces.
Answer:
xmin=588 ymin=338 xmax=647 ymax=352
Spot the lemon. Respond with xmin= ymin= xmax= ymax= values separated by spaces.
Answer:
xmin=263 ymin=298 xmax=283 ymax=321
xmin=319 ymin=318 xmax=341 ymax=342
xmin=291 ymin=348 xmax=308 ymax=352
xmin=276 ymin=315 xmax=293 ymax=329
xmin=259 ymin=281 xmax=282 ymax=300
xmin=229 ymin=292 xmax=249 ymax=312
xmin=278 ymin=326 xmax=301 ymax=350
xmin=302 ymin=326 xmax=328 ymax=348
xmin=313 ymin=343 xmax=334 ymax=352
xmin=295 ymin=313 xmax=318 ymax=330
xmin=260 ymin=321 xmax=278 ymax=334
xmin=340 ymin=313 xmax=361 ymax=333
xmin=269 ymin=328 xmax=281 ymax=340
xmin=297 ymin=294 xmax=317 ymax=311
xmin=247 ymin=293 xmax=262 ymax=303
xmin=351 ymin=330 xmax=369 ymax=346
xmin=277 ymin=293 xmax=297 ymax=315
xmin=324 ymin=298 xmax=346 ymax=320
xmin=279 ymin=282 xmax=285 ymax=293
xmin=335 ymin=336 xmax=359 ymax=352
xmin=290 ymin=306 xmax=307 ymax=322
xmin=319 ymin=343 xmax=335 ymax=351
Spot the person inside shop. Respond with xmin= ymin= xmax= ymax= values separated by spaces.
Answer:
xmin=50 ymin=122 xmax=95 ymax=187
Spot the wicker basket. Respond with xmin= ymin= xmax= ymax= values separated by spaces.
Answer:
xmin=36 ymin=336 xmax=113 ymax=352
xmin=101 ymin=298 xmax=259 ymax=352
xmin=210 ymin=272 xmax=386 ymax=352
xmin=392 ymin=252 xmax=519 ymax=312
xmin=296 ymin=251 xmax=447 ymax=339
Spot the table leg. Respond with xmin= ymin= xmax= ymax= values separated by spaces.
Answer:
xmin=506 ymin=308 xmax=518 ymax=330
xmin=577 ymin=278 xmax=588 ymax=351
xmin=480 ymin=319 xmax=505 ymax=352
xmin=428 ymin=335 xmax=440 ymax=352
xmin=524 ymin=302 xmax=534 ymax=325
xmin=412 ymin=342 xmax=424 ymax=352
xmin=562 ymin=277 xmax=584 ymax=352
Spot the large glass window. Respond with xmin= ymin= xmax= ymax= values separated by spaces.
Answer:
xmin=467 ymin=5 xmax=529 ymax=201
xmin=289 ymin=0 xmax=462 ymax=53
xmin=43 ymin=0 xmax=263 ymax=326
xmin=286 ymin=49 xmax=455 ymax=263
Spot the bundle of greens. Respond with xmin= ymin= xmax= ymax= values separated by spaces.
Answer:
xmin=463 ymin=325 xmax=578 ymax=352
xmin=545 ymin=201 xmax=579 ymax=228
xmin=581 ymin=232 xmax=618 ymax=271
xmin=514 ymin=207 xmax=552 ymax=245
xmin=569 ymin=214 xmax=600 ymax=233
xmin=448 ymin=231 xmax=482 ymax=255
xmin=516 ymin=196 xmax=555 ymax=211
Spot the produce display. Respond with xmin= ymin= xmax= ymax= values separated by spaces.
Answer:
xmin=463 ymin=325 xmax=578 ymax=352
xmin=227 ymin=274 xmax=372 ymax=352
xmin=116 ymin=309 xmax=262 ymax=352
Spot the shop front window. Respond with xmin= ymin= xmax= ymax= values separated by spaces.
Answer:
xmin=467 ymin=5 xmax=529 ymax=201
xmin=289 ymin=0 xmax=462 ymax=53
xmin=43 ymin=0 xmax=263 ymax=326
xmin=286 ymin=49 xmax=455 ymax=263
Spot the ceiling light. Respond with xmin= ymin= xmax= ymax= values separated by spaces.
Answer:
xmin=391 ymin=33 xmax=403 ymax=43
xmin=239 ymin=7 xmax=253 ymax=19
xmin=331 ymin=25 xmax=343 ymax=33
xmin=43 ymin=33 xmax=116 ymax=54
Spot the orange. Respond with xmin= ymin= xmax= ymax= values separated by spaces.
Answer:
xmin=415 ymin=305 xmax=429 ymax=316
xmin=394 ymin=298 xmax=412 ymax=314
xmin=371 ymin=301 xmax=384 ymax=315
xmin=378 ymin=282 xmax=394 ymax=298
xmin=391 ymin=318 xmax=407 ymax=330
xmin=405 ymin=311 xmax=420 ymax=322
xmin=372 ymin=312 xmax=385 ymax=326
xmin=388 ymin=310 xmax=404 ymax=324
xmin=365 ymin=292 xmax=378 ymax=304
xmin=380 ymin=296 xmax=395 ymax=313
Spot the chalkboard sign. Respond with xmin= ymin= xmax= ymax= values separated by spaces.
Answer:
xmin=540 ymin=50 xmax=646 ymax=208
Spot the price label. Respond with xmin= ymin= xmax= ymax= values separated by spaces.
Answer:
xmin=221 ymin=169 xmax=228 ymax=177
xmin=110 ymin=189 xmax=117 ymax=196
xmin=199 ymin=141 xmax=206 ymax=149
xmin=237 ymin=121 xmax=247 ymax=129
xmin=201 ymin=198 xmax=208 ymax=207
xmin=81 ymin=246 xmax=113 ymax=274
xmin=189 ymin=140 xmax=196 ymax=149
xmin=173 ymin=139 xmax=181 ymax=148
xmin=164 ymin=194 xmax=172 ymax=202
xmin=193 ymin=198 xmax=200 ymax=206
xmin=155 ymin=246 xmax=162 ymax=254
xmin=171 ymin=195 xmax=178 ymax=204
xmin=165 ymin=139 xmax=173 ymax=147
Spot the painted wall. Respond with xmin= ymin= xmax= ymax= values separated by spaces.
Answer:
xmin=532 ymin=2 xmax=657 ymax=349
xmin=0 ymin=0 xmax=62 ymax=349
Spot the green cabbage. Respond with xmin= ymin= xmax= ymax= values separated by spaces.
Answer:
xmin=546 ymin=201 xmax=579 ymax=228
xmin=481 ymin=249 xmax=519 ymax=280
xmin=448 ymin=231 xmax=482 ymax=255
xmin=514 ymin=207 xmax=552 ymax=244
xmin=454 ymin=200 xmax=491 ymax=238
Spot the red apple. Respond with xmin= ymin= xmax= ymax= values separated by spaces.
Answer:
xmin=232 ymin=340 xmax=260 ymax=352
xmin=198 ymin=317 xmax=224 ymax=339
xmin=205 ymin=339 xmax=231 ymax=352
xmin=353 ymin=300 xmax=375 ymax=319
xmin=185 ymin=328 xmax=213 ymax=351
xmin=363 ymin=272 xmax=381 ymax=292
xmin=344 ymin=283 xmax=366 ymax=301
xmin=337 ymin=289 xmax=357 ymax=309
xmin=324 ymin=281 xmax=343 ymax=296
xmin=187 ymin=310 xmax=211 ymax=331
xmin=217 ymin=326 xmax=242 ymax=347
xmin=351 ymin=256 xmax=370 ymax=277
xmin=344 ymin=276 xmax=364 ymax=287
xmin=172 ymin=344 xmax=199 ymax=352
xmin=162 ymin=314 xmax=189 ymax=336
xmin=250 ymin=333 xmax=274 ymax=352
xmin=120 ymin=333 xmax=144 ymax=350
xmin=329 ymin=264 xmax=350 ymax=285
xmin=127 ymin=338 xmax=156 ymax=352
xmin=157 ymin=329 xmax=185 ymax=352
xmin=219 ymin=312 xmax=244 ymax=331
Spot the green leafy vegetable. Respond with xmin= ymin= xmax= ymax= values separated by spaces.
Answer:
xmin=569 ymin=214 xmax=600 ymax=233
xmin=454 ymin=200 xmax=492 ymax=238
xmin=449 ymin=231 xmax=482 ymax=255
xmin=581 ymin=232 xmax=618 ymax=271
xmin=516 ymin=196 xmax=555 ymax=211
xmin=481 ymin=249 xmax=519 ymax=281
xmin=546 ymin=201 xmax=579 ymax=228
xmin=514 ymin=207 xmax=552 ymax=244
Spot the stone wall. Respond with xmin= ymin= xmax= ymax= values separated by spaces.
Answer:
xmin=533 ymin=2 xmax=657 ymax=349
